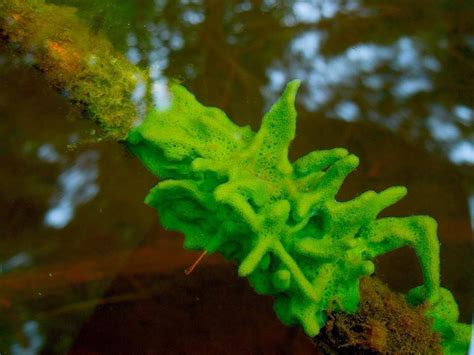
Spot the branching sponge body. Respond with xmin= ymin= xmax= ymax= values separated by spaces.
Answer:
xmin=126 ymin=81 xmax=470 ymax=353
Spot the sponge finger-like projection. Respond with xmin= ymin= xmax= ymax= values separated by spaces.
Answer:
xmin=360 ymin=216 xmax=440 ymax=300
xmin=127 ymin=80 xmax=470 ymax=354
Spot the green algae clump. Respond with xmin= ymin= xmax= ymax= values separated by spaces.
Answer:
xmin=127 ymin=81 xmax=471 ymax=354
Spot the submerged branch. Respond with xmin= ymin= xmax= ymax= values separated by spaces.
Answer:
xmin=0 ymin=239 xmax=222 ymax=303
xmin=0 ymin=0 xmax=144 ymax=139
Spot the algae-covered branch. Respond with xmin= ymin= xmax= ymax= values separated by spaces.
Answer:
xmin=0 ymin=0 xmax=142 ymax=139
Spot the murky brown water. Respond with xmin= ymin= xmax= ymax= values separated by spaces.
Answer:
xmin=0 ymin=1 xmax=472 ymax=353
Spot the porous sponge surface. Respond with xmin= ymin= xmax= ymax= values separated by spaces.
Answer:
xmin=127 ymin=81 xmax=470 ymax=352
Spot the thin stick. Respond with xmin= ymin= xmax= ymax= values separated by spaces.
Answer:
xmin=184 ymin=250 xmax=208 ymax=275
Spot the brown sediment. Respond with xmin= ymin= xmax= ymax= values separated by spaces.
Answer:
xmin=68 ymin=266 xmax=316 ymax=354
xmin=0 ymin=0 xmax=143 ymax=139
xmin=315 ymin=276 xmax=442 ymax=354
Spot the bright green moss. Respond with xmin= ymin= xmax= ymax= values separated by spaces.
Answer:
xmin=127 ymin=81 xmax=471 ymax=353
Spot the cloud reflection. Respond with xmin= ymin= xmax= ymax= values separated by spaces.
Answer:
xmin=43 ymin=150 xmax=100 ymax=229
xmin=0 ymin=252 xmax=32 ymax=274
xmin=260 ymin=0 xmax=473 ymax=166
xmin=10 ymin=321 xmax=43 ymax=355
xmin=450 ymin=141 xmax=474 ymax=164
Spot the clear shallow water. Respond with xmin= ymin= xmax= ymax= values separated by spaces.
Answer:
xmin=0 ymin=0 xmax=472 ymax=353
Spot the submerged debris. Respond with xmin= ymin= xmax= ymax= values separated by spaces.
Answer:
xmin=315 ymin=277 xmax=442 ymax=354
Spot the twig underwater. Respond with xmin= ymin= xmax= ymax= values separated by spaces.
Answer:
xmin=0 ymin=0 xmax=471 ymax=353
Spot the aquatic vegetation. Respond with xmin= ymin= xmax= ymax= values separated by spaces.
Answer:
xmin=127 ymin=81 xmax=471 ymax=353
xmin=0 ymin=0 xmax=140 ymax=139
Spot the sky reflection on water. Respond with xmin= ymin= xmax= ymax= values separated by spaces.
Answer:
xmin=43 ymin=149 xmax=99 ymax=229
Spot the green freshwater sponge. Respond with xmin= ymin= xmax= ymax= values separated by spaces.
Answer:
xmin=126 ymin=81 xmax=470 ymax=353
